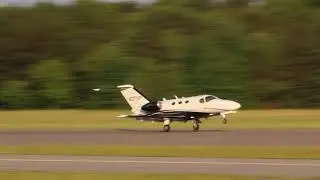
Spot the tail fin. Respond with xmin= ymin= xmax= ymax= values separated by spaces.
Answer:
xmin=117 ymin=84 xmax=150 ymax=111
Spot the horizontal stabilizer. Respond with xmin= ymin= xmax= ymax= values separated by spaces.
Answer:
xmin=117 ymin=84 xmax=134 ymax=90
xmin=92 ymin=88 xmax=101 ymax=92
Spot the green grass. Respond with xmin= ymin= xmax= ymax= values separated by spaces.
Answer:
xmin=0 ymin=109 xmax=319 ymax=129
xmin=0 ymin=172 xmax=318 ymax=180
xmin=0 ymin=145 xmax=319 ymax=159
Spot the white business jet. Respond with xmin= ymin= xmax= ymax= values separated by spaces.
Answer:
xmin=117 ymin=84 xmax=241 ymax=132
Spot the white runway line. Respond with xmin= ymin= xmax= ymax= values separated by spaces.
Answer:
xmin=0 ymin=158 xmax=319 ymax=167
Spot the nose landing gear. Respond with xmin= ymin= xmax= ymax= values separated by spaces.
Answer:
xmin=222 ymin=118 xmax=227 ymax=124
xmin=221 ymin=114 xmax=227 ymax=124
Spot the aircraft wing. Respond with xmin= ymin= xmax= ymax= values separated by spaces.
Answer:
xmin=220 ymin=110 xmax=237 ymax=115
xmin=117 ymin=111 xmax=213 ymax=121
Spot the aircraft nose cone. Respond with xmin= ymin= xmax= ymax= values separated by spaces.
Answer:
xmin=234 ymin=102 xmax=241 ymax=110
xmin=221 ymin=100 xmax=241 ymax=111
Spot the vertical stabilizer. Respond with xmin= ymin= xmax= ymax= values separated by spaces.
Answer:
xmin=117 ymin=84 xmax=150 ymax=113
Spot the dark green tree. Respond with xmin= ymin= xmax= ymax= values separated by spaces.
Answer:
xmin=28 ymin=59 xmax=73 ymax=108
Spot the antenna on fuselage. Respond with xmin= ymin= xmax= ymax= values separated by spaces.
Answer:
xmin=200 ymin=87 xmax=206 ymax=96
xmin=174 ymin=95 xmax=178 ymax=99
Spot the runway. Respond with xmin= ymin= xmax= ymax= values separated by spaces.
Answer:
xmin=0 ymin=155 xmax=319 ymax=177
xmin=0 ymin=129 xmax=319 ymax=177
xmin=0 ymin=129 xmax=319 ymax=146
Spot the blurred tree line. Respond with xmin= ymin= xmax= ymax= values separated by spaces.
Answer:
xmin=0 ymin=0 xmax=319 ymax=109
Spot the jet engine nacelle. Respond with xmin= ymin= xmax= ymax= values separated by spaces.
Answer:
xmin=141 ymin=101 xmax=162 ymax=112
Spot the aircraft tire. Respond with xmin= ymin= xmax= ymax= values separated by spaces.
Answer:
xmin=163 ymin=125 xmax=171 ymax=132
xmin=193 ymin=123 xmax=199 ymax=131
xmin=222 ymin=118 xmax=227 ymax=124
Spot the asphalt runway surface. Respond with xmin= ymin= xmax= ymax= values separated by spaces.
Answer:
xmin=0 ymin=155 xmax=319 ymax=177
xmin=0 ymin=129 xmax=319 ymax=146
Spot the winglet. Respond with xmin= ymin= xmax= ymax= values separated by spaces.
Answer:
xmin=117 ymin=115 xmax=129 ymax=118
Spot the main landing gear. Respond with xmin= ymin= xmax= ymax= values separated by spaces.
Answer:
xmin=162 ymin=118 xmax=202 ymax=132
xmin=192 ymin=119 xmax=201 ymax=131
xmin=163 ymin=125 xmax=171 ymax=132
xmin=163 ymin=118 xmax=171 ymax=132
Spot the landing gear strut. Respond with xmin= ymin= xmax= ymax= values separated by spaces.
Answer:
xmin=221 ymin=114 xmax=227 ymax=124
xmin=163 ymin=118 xmax=171 ymax=132
xmin=192 ymin=119 xmax=200 ymax=131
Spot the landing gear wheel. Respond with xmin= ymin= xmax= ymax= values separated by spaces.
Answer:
xmin=222 ymin=118 xmax=227 ymax=124
xmin=163 ymin=125 xmax=171 ymax=132
xmin=193 ymin=123 xmax=199 ymax=131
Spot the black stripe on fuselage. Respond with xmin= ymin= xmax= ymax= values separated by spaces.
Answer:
xmin=133 ymin=87 xmax=152 ymax=102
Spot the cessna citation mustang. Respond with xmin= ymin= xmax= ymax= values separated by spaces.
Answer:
xmin=117 ymin=84 xmax=241 ymax=132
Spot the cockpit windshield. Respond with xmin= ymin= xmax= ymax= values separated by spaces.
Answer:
xmin=205 ymin=95 xmax=218 ymax=102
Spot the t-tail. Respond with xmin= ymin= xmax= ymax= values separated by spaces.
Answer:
xmin=117 ymin=84 xmax=150 ymax=115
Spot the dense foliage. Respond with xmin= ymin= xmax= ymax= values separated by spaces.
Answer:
xmin=0 ymin=0 xmax=319 ymax=109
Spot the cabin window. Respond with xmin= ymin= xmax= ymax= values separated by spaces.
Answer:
xmin=185 ymin=100 xmax=189 ymax=103
xmin=172 ymin=102 xmax=175 ymax=105
xmin=205 ymin=96 xmax=216 ymax=102
xmin=178 ymin=101 xmax=182 ymax=104
xmin=199 ymin=98 xmax=205 ymax=103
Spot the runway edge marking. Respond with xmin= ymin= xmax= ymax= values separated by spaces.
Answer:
xmin=0 ymin=158 xmax=319 ymax=167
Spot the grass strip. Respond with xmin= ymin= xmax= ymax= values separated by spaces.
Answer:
xmin=0 ymin=172 xmax=318 ymax=180
xmin=0 ymin=109 xmax=320 ymax=129
xmin=0 ymin=145 xmax=319 ymax=159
